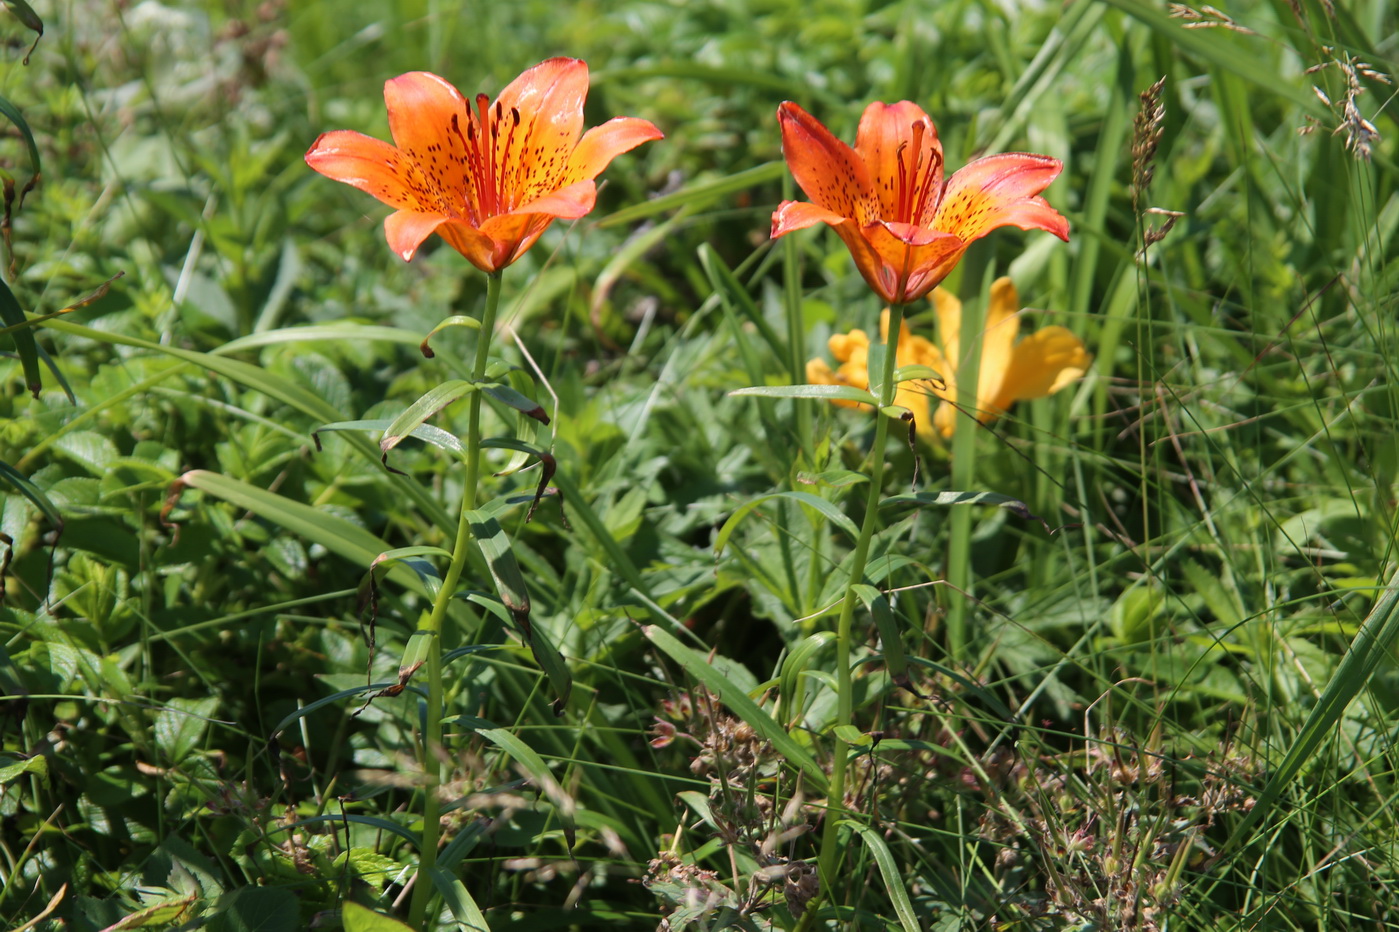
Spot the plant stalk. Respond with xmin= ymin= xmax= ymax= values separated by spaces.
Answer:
xmin=408 ymin=270 xmax=503 ymax=929
xmin=809 ymin=302 xmax=904 ymax=922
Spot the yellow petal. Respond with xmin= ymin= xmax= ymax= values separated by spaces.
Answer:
xmin=931 ymin=286 xmax=962 ymax=364
xmin=992 ymin=326 xmax=1092 ymax=411
xmin=975 ymin=277 xmax=1021 ymax=417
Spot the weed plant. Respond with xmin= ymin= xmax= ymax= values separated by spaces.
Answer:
xmin=2 ymin=1 xmax=1399 ymax=930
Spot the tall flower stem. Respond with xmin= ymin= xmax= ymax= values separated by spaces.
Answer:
xmin=408 ymin=270 xmax=503 ymax=930
xmin=782 ymin=174 xmax=813 ymax=461
xmin=810 ymin=302 xmax=905 ymax=915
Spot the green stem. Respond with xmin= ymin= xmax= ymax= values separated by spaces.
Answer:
xmin=810 ymin=303 xmax=904 ymax=920
xmin=782 ymin=174 xmax=813 ymax=460
xmin=946 ymin=280 xmax=985 ymax=661
xmin=408 ymin=270 xmax=503 ymax=930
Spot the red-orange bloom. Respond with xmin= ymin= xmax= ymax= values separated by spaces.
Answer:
xmin=306 ymin=58 xmax=663 ymax=272
xmin=772 ymin=100 xmax=1069 ymax=304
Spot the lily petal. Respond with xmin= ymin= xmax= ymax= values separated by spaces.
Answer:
xmin=384 ymin=72 xmax=471 ymax=210
xmin=497 ymin=58 xmax=589 ymax=205
xmin=976 ymin=277 xmax=1022 ymax=412
xmin=854 ymin=101 xmax=943 ymax=226
xmin=305 ymin=131 xmax=425 ymax=211
xmin=861 ymin=222 xmax=967 ymax=303
xmin=994 ymin=326 xmax=1092 ymax=408
xmin=771 ymin=200 xmax=851 ymax=238
xmin=566 ymin=117 xmax=666 ymax=186
xmin=385 ymin=209 xmax=448 ymax=262
xmin=777 ymin=101 xmax=880 ymax=225
xmin=934 ymin=153 xmax=1070 ymax=244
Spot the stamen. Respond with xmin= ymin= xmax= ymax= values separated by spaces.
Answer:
xmin=476 ymin=93 xmax=499 ymax=216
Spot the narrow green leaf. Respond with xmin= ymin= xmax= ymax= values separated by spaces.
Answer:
xmin=1224 ymin=582 xmax=1399 ymax=854
xmin=700 ymin=244 xmax=787 ymax=364
xmin=729 ymin=383 xmax=878 ymax=405
xmin=595 ymin=161 xmax=786 ymax=228
xmin=644 ymin=625 xmax=828 ymax=793
xmin=892 ymin=363 xmax=944 ymax=385
xmin=714 ymin=490 xmax=859 ymax=557
xmin=0 ymin=457 xmax=62 ymax=530
xmin=840 ymin=820 xmax=920 ymax=932
xmin=427 ymin=868 xmax=490 ymax=931
xmin=882 ymin=490 xmax=1062 ymax=534
xmin=0 ymin=91 xmax=40 ymax=179
xmin=479 ymin=382 xmax=548 ymax=423
xmin=170 ymin=470 xmax=424 ymax=594
xmin=380 ymin=380 xmax=478 ymax=455
xmin=217 ymin=323 xmax=424 ymax=354
xmin=466 ymin=508 xmax=571 ymax=714
xmin=478 ymin=727 xmax=575 ymax=850
xmin=853 ymin=584 xmax=914 ymax=695
xmin=269 ymin=682 xmax=391 ymax=738
xmin=417 ymin=314 xmax=481 ymax=359
xmin=315 ymin=419 xmax=466 ymax=456
xmin=0 ymin=277 xmax=39 ymax=396
xmin=778 ymin=632 xmax=835 ymax=728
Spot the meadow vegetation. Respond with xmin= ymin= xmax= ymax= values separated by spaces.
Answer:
xmin=2 ymin=0 xmax=1398 ymax=929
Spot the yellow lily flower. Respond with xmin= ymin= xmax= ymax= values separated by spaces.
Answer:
xmin=806 ymin=277 xmax=1091 ymax=437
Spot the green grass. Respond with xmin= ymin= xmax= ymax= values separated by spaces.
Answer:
xmin=3 ymin=0 xmax=1399 ymax=929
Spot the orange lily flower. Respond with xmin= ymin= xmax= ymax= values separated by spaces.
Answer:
xmin=305 ymin=58 xmax=663 ymax=272
xmin=772 ymin=101 xmax=1069 ymax=304
xmin=806 ymin=278 xmax=1091 ymax=437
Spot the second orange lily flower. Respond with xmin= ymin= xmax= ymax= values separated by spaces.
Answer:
xmin=306 ymin=58 xmax=663 ymax=273
xmin=772 ymin=100 xmax=1069 ymax=304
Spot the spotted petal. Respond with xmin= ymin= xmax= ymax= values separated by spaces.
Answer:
xmin=934 ymin=153 xmax=1070 ymax=245
xmin=776 ymin=101 xmax=880 ymax=225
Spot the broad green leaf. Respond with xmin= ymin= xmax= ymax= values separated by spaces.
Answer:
xmin=644 ymin=625 xmax=827 ymax=793
xmin=207 ymin=887 xmax=299 ymax=932
xmin=0 ymin=753 xmax=47 ymax=783
xmin=341 ymin=902 xmax=415 ymax=932
xmin=714 ymin=491 xmax=859 ymax=557
xmin=153 ymin=696 xmax=219 ymax=766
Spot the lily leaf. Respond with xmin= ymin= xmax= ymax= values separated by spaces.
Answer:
xmin=466 ymin=508 xmax=571 ymax=715
xmin=729 ymin=383 xmax=878 ymax=405
xmin=380 ymin=380 xmax=478 ymax=457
